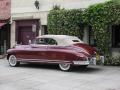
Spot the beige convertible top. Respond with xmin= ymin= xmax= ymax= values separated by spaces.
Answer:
xmin=37 ymin=35 xmax=84 ymax=46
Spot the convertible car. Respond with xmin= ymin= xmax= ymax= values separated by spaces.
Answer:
xmin=7 ymin=35 xmax=103 ymax=71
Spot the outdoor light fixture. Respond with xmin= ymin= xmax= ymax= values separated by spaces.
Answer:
xmin=34 ymin=0 xmax=40 ymax=10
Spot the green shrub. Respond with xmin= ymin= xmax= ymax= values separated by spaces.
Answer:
xmin=83 ymin=0 xmax=120 ymax=56
xmin=104 ymin=56 xmax=120 ymax=66
xmin=47 ymin=9 xmax=84 ymax=39
xmin=47 ymin=0 xmax=120 ymax=61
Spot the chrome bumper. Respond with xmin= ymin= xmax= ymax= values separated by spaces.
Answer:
xmin=73 ymin=61 xmax=89 ymax=65
xmin=73 ymin=56 xmax=104 ymax=65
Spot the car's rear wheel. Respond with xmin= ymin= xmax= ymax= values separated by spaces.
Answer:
xmin=8 ymin=55 xmax=20 ymax=67
xmin=59 ymin=63 xmax=71 ymax=71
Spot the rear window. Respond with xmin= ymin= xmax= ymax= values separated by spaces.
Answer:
xmin=72 ymin=40 xmax=80 ymax=42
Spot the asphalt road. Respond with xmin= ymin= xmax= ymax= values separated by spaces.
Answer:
xmin=0 ymin=59 xmax=120 ymax=90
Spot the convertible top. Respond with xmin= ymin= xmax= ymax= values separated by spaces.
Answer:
xmin=37 ymin=35 xmax=84 ymax=46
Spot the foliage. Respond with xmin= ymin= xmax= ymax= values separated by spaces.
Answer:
xmin=47 ymin=0 xmax=120 ymax=61
xmin=47 ymin=9 xmax=84 ymax=39
xmin=104 ymin=56 xmax=120 ymax=66
xmin=83 ymin=0 xmax=120 ymax=56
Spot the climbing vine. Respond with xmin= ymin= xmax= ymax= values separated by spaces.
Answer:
xmin=47 ymin=0 xmax=120 ymax=61
xmin=47 ymin=9 xmax=84 ymax=39
xmin=83 ymin=0 xmax=120 ymax=57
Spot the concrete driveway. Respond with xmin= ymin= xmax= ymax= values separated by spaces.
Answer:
xmin=0 ymin=59 xmax=120 ymax=90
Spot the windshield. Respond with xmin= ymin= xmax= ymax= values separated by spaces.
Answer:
xmin=72 ymin=40 xmax=80 ymax=42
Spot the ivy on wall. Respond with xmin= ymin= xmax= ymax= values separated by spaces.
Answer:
xmin=83 ymin=0 xmax=120 ymax=56
xmin=47 ymin=0 xmax=120 ymax=59
xmin=47 ymin=9 xmax=84 ymax=39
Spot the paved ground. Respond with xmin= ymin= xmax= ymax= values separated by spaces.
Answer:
xmin=0 ymin=59 xmax=120 ymax=90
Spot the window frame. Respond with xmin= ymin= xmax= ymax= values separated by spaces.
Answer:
xmin=112 ymin=25 xmax=120 ymax=48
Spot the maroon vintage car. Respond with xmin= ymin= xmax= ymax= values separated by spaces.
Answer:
xmin=7 ymin=35 xmax=103 ymax=71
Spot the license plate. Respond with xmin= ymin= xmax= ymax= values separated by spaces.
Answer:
xmin=73 ymin=61 xmax=89 ymax=65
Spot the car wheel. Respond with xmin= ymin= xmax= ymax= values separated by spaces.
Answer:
xmin=59 ymin=63 xmax=71 ymax=71
xmin=8 ymin=55 xmax=20 ymax=67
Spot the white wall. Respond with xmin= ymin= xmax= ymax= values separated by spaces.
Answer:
xmin=11 ymin=0 xmax=109 ymax=14
xmin=11 ymin=0 xmax=109 ymax=25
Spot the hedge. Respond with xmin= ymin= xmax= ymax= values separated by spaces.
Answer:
xmin=47 ymin=0 xmax=120 ymax=61
xmin=47 ymin=9 xmax=84 ymax=39
xmin=83 ymin=0 xmax=120 ymax=57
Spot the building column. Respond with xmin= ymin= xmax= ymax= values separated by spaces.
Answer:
xmin=10 ymin=21 xmax=16 ymax=48
xmin=39 ymin=19 xmax=42 ymax=35
xmin=83 ymin=27 xmax=89 ymax=44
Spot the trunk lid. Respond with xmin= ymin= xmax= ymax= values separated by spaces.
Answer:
xmin=73 ymin=43 xmax=96 ymax=56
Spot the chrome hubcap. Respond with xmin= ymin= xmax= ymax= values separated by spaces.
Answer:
xmin=9 ymin=55 xmax=17 ymax=66
xmin=61 ymin=63 xmax=69 ymax=68
xmin=59 ymin=63 xmax=70 ymax=71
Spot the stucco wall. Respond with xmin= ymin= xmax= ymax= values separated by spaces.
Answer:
xmin=11 ymin=0 xmax=109 ymax=13
xmin=112 ymin=48 xmax=120 ymax=57
xmin=12 ymin=11 xmax=48 ymax=25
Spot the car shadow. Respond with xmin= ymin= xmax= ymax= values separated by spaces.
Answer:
xmin=18 ymin=63 xmax=103 ymax=73
xmin=71 ymin=66 xmax=102 ymax=73
xmin=19 ymin=63 xmax=59 ymax=70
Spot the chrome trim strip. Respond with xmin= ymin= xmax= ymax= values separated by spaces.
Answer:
xmin=17 ymin=58 xmax=71 ymax=64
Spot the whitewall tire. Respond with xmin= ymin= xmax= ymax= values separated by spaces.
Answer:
xmin=8 ymin=55 xmax=20 ymax=67
xmin=59 ymin=63 xmax=71 ymax=71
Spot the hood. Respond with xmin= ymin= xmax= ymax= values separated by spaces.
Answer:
xmin=72 ymin=43 xmax=97 ymax=56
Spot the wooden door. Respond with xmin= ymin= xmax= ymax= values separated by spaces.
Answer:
xmin=18 ymin=26 xmax=35 ymax=45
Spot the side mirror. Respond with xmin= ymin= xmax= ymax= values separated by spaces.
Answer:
xmin=29 ymin=40 xmax=32 ymax=45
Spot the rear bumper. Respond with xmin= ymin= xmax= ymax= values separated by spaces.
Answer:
xmin=73 ymin=61 xmax=89 ymax=65
xmin=73 ymin=56 xmax=104 ymax=65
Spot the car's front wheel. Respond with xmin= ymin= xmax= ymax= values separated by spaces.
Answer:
xmin=59 ymin=63 xmax=71 ymax=71
xmin=8 ymin=55 xmax=20 ymax=67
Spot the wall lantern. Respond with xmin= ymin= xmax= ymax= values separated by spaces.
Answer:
xmin=34 ymin=0 xmax=40 ymax=10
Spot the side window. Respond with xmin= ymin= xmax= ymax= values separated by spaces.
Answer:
xmin=36 ymin=38 xmax=47 ymax=45
xmin=47 ymin=38 xmax=57 ymax=45
xmin=36 ymin=38 xmax=57 ymax=45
